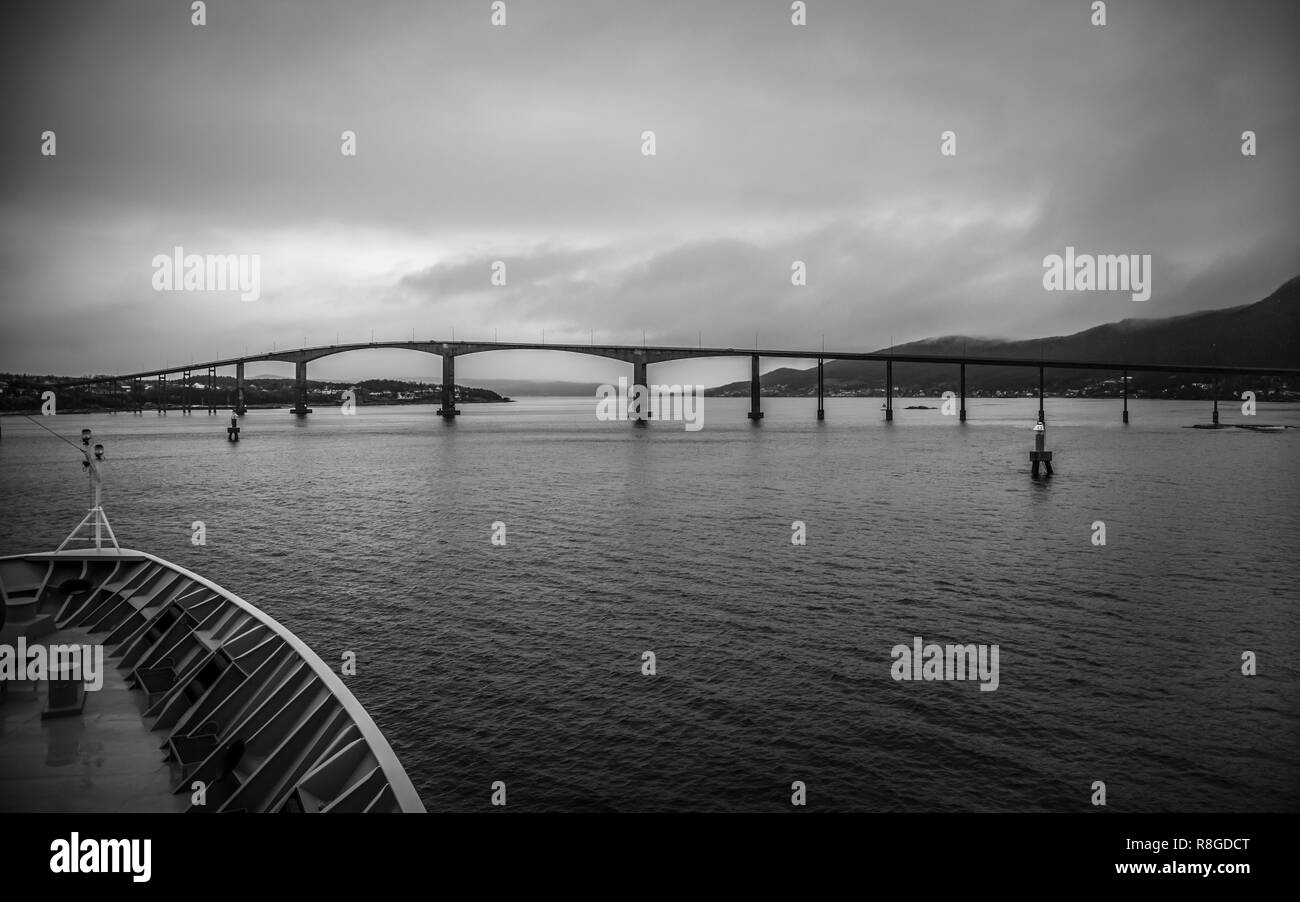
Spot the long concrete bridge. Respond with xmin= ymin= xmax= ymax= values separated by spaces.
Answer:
xmin=56 ymin=339 xmax=1300 ymax=426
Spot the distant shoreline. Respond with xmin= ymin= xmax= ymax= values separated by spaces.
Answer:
xmin=6 ymin=397 xmax=1299 ymax=418
xmin=0 ymin=398 xmax=515 ymax=416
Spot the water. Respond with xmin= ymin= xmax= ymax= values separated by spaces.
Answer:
xmin=2 ymin=398 xmax=1297 ymax=812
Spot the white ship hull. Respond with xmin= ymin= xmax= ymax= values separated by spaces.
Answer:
xmin=0 ymin=548 xmax=424 ymax=813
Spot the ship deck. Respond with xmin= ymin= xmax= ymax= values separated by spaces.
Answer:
xmin=0 ymin=547 xmax=424 ymax=813
xmin=0 ymin=624 xmax=188 ymax=812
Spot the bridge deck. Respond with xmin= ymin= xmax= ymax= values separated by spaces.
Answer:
xmin=55 ymin=339 xmax=1300 ymax=387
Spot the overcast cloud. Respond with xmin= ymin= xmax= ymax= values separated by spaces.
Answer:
xmin=2 ymin=0 xmax=1297 ymax=384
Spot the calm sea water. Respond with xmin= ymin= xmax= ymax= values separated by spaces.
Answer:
xmin=1 ymin=397 xmax=1297 ymax=812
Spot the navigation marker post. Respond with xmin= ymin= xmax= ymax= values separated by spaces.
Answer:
xmin=1030 ymin=419 xmax=1054 ymax=478
xmin=1030 ymin=366 xmax=1053 ymax=478
xmin=1123 ymin=370 xmax=1129 ymax=424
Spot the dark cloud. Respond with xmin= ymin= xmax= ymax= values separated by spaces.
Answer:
xmin=1 ymin=0 xmax=1296 ymax=380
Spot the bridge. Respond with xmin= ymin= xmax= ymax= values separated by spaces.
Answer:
xmin=53 ymin=339 xmax=1300 ymax=427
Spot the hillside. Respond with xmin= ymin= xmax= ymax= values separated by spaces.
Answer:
xmin=711 ymin=276 xmax=1300 ymax=399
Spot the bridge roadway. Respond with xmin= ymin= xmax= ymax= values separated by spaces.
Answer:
xmin=53 ymin=339 xmax=1300 ymax=425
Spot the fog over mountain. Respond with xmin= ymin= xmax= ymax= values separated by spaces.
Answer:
xmin=711 ymin=276 xmax=1300 ymax=395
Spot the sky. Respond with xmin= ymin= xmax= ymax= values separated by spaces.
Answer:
xmin=2 ymin=0 xmax=1297 ymax=387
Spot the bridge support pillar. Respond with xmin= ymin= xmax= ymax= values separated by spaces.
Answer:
xmin=633 ymin=359 xmax=648 ymax=425
xmin=1122 ymin=369 xmax=1129 ymax=424
xmin=157 ymin=374 xmax=166 ymax=414
xmin=959 ymin=363 xmax=966 ymax=423
xmin=439 ymin=354 xmax=460 ymax=418
xmin=1037 ymin=366 xmax=1045 ymax=425
xmin=132 ymin=378 xmax=142 ymax=414
xmin=1212 ymin=397 xmax=1219 ymax=425
xmin=747 ymin=354 xmax=763 ymax=421
xmin=182 ymin=369 xmax=193 ymax=414
xmin=291 ymin=360 xmax=312 ymax=416
xmin=817 ymin=358 xmax=824 ymax=421
xmin=207 ymin=366 xmax=217 ymax=414
xmin=234 ymin=361 xmax=247 ymax=416
xmin=885 ymin=359 xmax=893 ymax=421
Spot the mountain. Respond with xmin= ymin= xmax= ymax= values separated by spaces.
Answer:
xmin=710 ymin=276 xmax=1300 ymax=397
